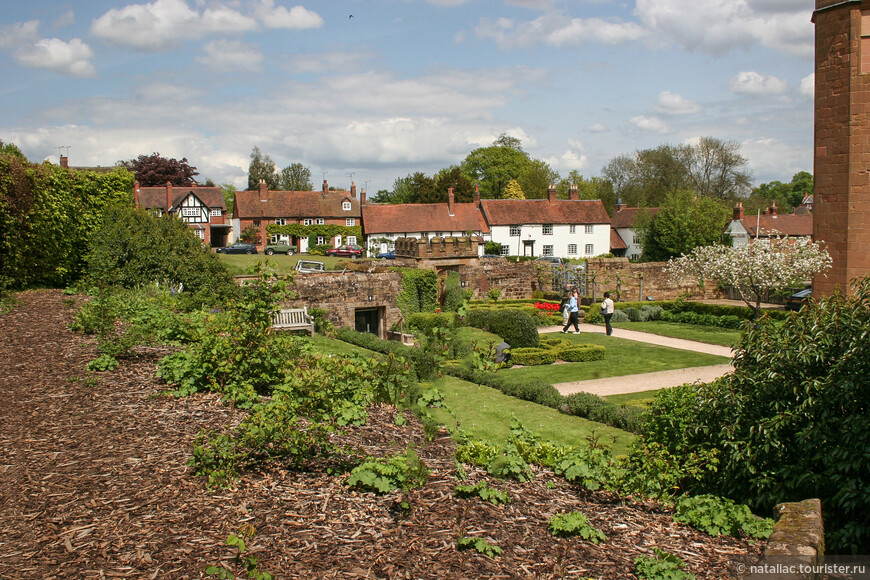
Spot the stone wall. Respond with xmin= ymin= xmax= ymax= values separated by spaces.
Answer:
xmin=585 ymin=258 xmax=723 ymax=302
xmin=745 ymin=499 xmax=825 ymax=580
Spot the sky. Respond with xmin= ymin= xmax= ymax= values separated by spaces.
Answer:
xmin=1 ymin=0 xmax=816 ymax=195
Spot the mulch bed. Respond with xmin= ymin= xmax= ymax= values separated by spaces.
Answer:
xmin=0 ymin=290 xmax=762 ymax=579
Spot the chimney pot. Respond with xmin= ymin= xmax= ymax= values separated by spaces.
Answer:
xmin=547 ymin=184 xmax=557 ymax=203
xmin=60 ymin=156 xmax=69 ymax=168
xmin=360 ymin=187 xmax=367 ymax=206
xmin=259 ymin=180 xmax=268 ymax=202
xmin=351 ymin=181 xmax=357 ymax=199
xmin=733 ymin=202 xmax=744 ymax=220
xmin=569 ymin=183 xmax=579 ymax=200
xmin=447 ymin=188 xmax=455 ymax=215
xmin=165 ymin=182 xmax=173 ymax=212
xmin=322 ymin=179 xmax=328 ymax=195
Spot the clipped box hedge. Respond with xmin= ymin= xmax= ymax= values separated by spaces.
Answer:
xmin=511 ymin=347 xmax=557 ymax=366
xmin=554 ymin=344 xmax=606 ymax=362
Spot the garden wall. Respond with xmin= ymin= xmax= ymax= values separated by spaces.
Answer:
xmin=585 ymin=258 xmax=722 ymax=302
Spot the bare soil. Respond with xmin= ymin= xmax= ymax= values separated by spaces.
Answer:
xmin=0 ymin=289 xmax=762 ymax=579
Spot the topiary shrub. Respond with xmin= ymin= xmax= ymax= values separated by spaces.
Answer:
xmin=563 ymin=391 xmax=608 ymax=417
xmin=511 ymin=347 xmax=556 ymax=366
xmin=623 ymin=306 xmax=641 ymax=322
xmin=554 ymin=344 xmax=606 ymax=362
xmin=500 ymin=379 xmax=563 ymax=409
xmin=466 ymin=308 xmax=540 ymax=348
xmin=584 ymin=306 xmax=603 ymax=324
xmin=611 ymin=309 xmax=630 ymax=323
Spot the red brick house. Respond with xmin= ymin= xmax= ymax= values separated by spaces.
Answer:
xmin=724 ymin=201 xmax=813 ymax=248
xmin=610 ymin=201 xmax=661 ymax=259
xmin=233 ymin=180 xmax=362 ymax=252
xmin=134 ymin=181 xmax=231 ymax=247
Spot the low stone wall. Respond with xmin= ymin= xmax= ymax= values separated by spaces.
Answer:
xmin=585 ymin=258 xmax=723 ymax=302
xmin=744 ymin=499 xmax=825 ymax=580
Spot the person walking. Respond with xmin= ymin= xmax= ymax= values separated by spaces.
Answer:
xmin=601 ymin=291 xmax=615 ymax=336
xmin=560 ymin=285 xmax=572 ymax=327
xmin=561 ymin=289 xmax=581 ymax=334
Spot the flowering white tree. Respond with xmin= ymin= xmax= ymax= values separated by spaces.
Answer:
xmin=666 ymin=235 xmax=832 ymax=318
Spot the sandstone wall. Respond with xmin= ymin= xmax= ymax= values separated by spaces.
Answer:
xmin=585 ymin=258 xmax=722 ymax=302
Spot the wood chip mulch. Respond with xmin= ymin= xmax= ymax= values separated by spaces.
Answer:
xmin=0 ymin=289 xmax=762 ymax=579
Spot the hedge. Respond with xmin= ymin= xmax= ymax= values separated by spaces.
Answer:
xmin=553 ymin=344 xmax=606 ymax=362
xmin=334 ymin=327 xmax=436 ymax=380
xmin=465 ymin=308 xmax=540 ymax=348
xmin=511 ymin=347 xmax=557 ymax=366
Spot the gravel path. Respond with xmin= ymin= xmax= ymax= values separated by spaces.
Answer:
xmin=538 ymin=324 xmax=734 ymax=396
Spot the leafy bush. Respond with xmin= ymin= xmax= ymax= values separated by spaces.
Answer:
xmin=454 ymin=480 xmax=510 ymax=506
xmin=553 ymin=344 xmax=606 ymax=362
xmin=673 ymin=494 xmax=773 ymax=539
xmin=510 ymin=347 xmax=556 ymax=366
xmin=397 ymin=269 xmax=438 ymax=318
xmin=406 ymin=312 xmax=455 ymax=334
xmin=635 ymin=548 xmax=696 ymax=580
xmin=611 ymin=309 xmax=630 ymax=323
xmin=456 ymin=536 xmax=502 ymax=557
xmin=547 ymin=512 xmax=606 ymax=543
xmin=465 ymin=308 xmax=540 ymax=348
xmin=563 ymin=392 xmax=607 ymax=417
xmin=346 ymin=446 xmax=430 ymax=494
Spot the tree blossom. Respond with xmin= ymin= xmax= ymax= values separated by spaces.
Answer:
xmin=666 ymin=235 xmax=832 ymax=317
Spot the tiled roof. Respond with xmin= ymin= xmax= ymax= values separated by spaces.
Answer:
xmin=479 ymin=198 xmax=611 ymax=225
xmin=610 ymin=229 xmax=627 ymax=250
xmin=740 ymin=214 xmax=813 ymax=237
xmin=362 ymin=203 xmax=490 ymax=235
xmin=137 ymin=186 xmax=225 ymax=210
xmin=611 ymin=206 xmax=660 ymax=228
xmin=235 ymin=189 xmax=361 ymax=219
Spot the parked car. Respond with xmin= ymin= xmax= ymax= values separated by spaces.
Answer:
xmin=216 ymin=242 xmax=257 ymax=254
xmin=785 ymin=289 xmax=812 ymax=311
xmin=264 ymin=242 xmax=295 ymax=256
xmin=534 ymin=256 xmax=577 ymax=269
xmin=377 ymin=251 xmax=395 ymax=259
xmin=325 ymin=244 xmax=364 ymax=258
xmin=294 ymin=260 xmax=326 ymax=274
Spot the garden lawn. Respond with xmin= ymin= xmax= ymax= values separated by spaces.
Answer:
xmin=216 ymin=253 xmax=356 ymax=275
xmin=307 ymin=334 xmax=375 ymax=357
xmin=427 ymin=376 xmax=634 ymax=456
xmin=609 ymin=321 xmax=741 ymax=347
xmin=504 ymin=332 xmax=729 ymax=384
xmin=604 ymin=389 xmax=660 ymax=409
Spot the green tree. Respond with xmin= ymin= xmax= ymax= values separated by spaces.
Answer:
xmin=749 ymin=171 xmax=813 ymax=212
xmin=434 ymin=166 xmax=474 ymax=203
xmin=370 ymin=175 xmax=416 ymax=204
xmin=517 ymin=158 xmax=558 ymax=199
xmin=247 ymin=146 xmax=279 ymax=191
xmin=410 ymin=172 xmax=439 ymax=204
xmin=503 ymin=179 xmax=525 ymax=199
xmin=120 ymin=152 xmax=199 ymax=186
xmin=559 ymin=172 xmax=616 ymax=209
xmin=221 ymin=184 xmax=236 ymax=217
xmin=642 ymin=190 xmax=730 ymax=261
xmin=0 ymin=140 xmax=26 ymax=160
xmin=460 ymin=136 xmax=532 ymax=199
xmin=279 ymin=162 xmax=313 ymax=191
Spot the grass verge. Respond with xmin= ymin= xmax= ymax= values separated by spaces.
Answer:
xmin=604 ymin=389 xmax=660 ymax=409
xmin=609 ymin=321 xmax=741 ymax=347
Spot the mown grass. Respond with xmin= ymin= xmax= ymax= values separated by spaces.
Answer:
xmin=503 ymin=332 xmax=729 ymax=384
xmin=216 ymin=253 xmax=365 ymax=275
xmin=609 ymin=321 xmax=742 ymax=347
xmin=604 ymin=389 xmax=660 ymax=409
xmin=426 ymin=376 xmax=634 ymax=456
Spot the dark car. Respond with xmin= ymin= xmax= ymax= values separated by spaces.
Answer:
xmin=325 ymin=244 xmax=364 ymax=258
xmin=377 ymin=251 xmax=395 ymax=259
xmin=264 ymin=242 xmax=295 ymax=255
xmin=216 ymin=242 xmax=257 ymax=254
xmin=785 ymin=289 xmax=812 ymax=311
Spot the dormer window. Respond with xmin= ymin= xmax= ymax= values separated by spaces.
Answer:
xmin=342 ymin=201 xmax=352 ymax=211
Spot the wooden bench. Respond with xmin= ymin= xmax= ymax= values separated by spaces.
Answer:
xmin=272 ymin=308 xmax=315 ymax=336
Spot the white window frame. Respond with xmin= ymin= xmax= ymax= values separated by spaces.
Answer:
xmin=585 ymin=243 xmax=594 ymax=255
xmin=585 ymin=224 xmax=594 ymax=234
xmin=569 ymin=225 xmax=576 ymax=234
xmin=210 ymin=209 xmax=222 ymax=217
xmin=303 ymin=219 xmax=313 ymax=226
xmin=543 ymin=224 xmax=553 ymax=236
xmin=315 ymin=218 xmax=325 ymax=225
xmin=193 ymin=228 xmax=204 ymax=240
xmin=346 ymin=218 xmax=355 ymax=226
xmin=347 ymin=235 xmax=357 ymax=245
xmin=275 ymin=218 xmax=287 ymax=225
xmin=509 ymin=225 xmax=521 ymax=237
xmin=500 ymin=244 xmax=509 ymax=255
xmin=568 ymin=244 xmax=578 ymax=255
xmin=342 ymin=201 xmax=352 ymax=211
xmin=316 ymin=236 xmax=326 ymax=245
xmin=182 ymin=207 xmax=199 ymax=217
xmin=542 ymin=245 xmax=554 ymax=256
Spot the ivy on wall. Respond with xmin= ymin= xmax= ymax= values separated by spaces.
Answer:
xmin=396 ymin=269 xmax=438 ymax=319
xmin=266 ymin=223 xmax=362 ymax=241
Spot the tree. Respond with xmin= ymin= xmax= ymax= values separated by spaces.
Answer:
xmin=460 ymin=137 xmax=532 ymax=199
xmin=642 ymin=190 xmax=730 ymax=261
xmin=0 ymin=140 xmax=26 ymax=160
xmin=247 ymin=146 xmax=278 ymax=191
xmin=409 ymin=172 xmax=439 ymax=204
xmin=666 ymin=235 xmax=832 ymax=318
xmin=279 ymin=163 xmax=313 ymax=191
xmin=517 ymin=158 xmax=558 ymax=199
xmin=750 ymin=171 xmax=813 ymax=212
xmin=120 ymin=152 xmax=198 ymax=186
xmin=370 ymin=175 xmax=415 ymax=205
xmin=221 ymin=184 xmax=236 ymax=217
xmin=434 ymin=166 xmax=474 ymax=203
xmin=502 ymin=179 xmax=525 ymax=199
xmin=559 ymin=172 xmax=616 ymax=209
xmin=688 ymin=137 xmax=751 ymax=199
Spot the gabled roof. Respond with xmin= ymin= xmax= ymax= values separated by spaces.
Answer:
xmin=478 ymin=198 xmax=611 ymax=226
xmin=610 ymin=229 xmax=627 ymax=250
xmin=235 ymin=189 xmax=361 ymax=219
xmin=362 ymin=203 xmax=490 ymax=235
xmin=611 ymin=206 xmax=660 ymax=229
xmin=735 ymin=213 xmax=813 ymax=237
xmin=137 ymin=185 xmax=225 ymax=211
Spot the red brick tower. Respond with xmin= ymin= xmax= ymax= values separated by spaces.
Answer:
xmin=813 ymin=0 xmax=870 ymax=295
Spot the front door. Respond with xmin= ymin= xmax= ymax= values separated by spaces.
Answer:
xmin=355 ymin=307 xmax=380 ymax=337
xmin=523 ymin=240 xmax=535 ymax=257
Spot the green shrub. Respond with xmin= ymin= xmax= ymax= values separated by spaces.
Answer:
xmin=635 ymin=548 xmax=696 ymax=580
xmin=673 ymin=494 xmax=773 ymax=539
xmin=563 ymin=392 xmax=608 ymax=417
xmin=510 ymin=347 xmax=556 ymax=366
xmin=583 ymin=307 xmax=603 ymax=324
xmin=553 ymin=344 xmax=606 ymax=362
xmin=547 ymin=512 xmax=607 ymax=543
xmin=466 ymin=308 xmax=540 ymax=348
xmin=611 ymin=309 xmax=630 ymax=323
xmin=346 ymin=446 xmax=430 ymax=494
xmin=406 ymin=312 xmax=455 ymax=334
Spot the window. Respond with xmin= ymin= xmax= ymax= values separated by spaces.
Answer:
xmin=253 ymin=220 xmax=261 ymax=227
xmin=569 ymin=225 xmax=576 ymax=234
xmin=194 ymin=229 xmax=204 ymax=240
xmin=316 ymin=236 xmax=326 ymax=245
xmin=633 ymin=235 xmax=639 ymax=245
xmin=542 ymin=245 xmax=554 ymax=256
xmin=269 ymin=235 xmax=279 ymax=243
xmin=210 ymin=209 xmax=222 ymax=217
xmin=346 ymin=218 xmax=355 ymax=226
xmin=275 ymin=218 xmax=286 ymax=225
xmin=543 ymin=224 xmax=553 ymax=235
xmin=420 ymin=232 xmax=429 ymax=238
xmin=509 ymin=225 xmax=521 ymax=237
xmin=316 ymin=218 xmax=325 ymax=225
xmin=435 ymin=232 xmax=443 ymax=237
xmin=303 ymin=219 xmax=313 ymax=226
xmin=347 ymin=235 xmax=357 ymax=245
xmin=342 ymin=201 xmax=352 ymax=210
xmin=500 ymin=244 xmax=509 ymax=255
xmin=182 ymin=207 xmax=199 ymax=217
xmin=585 ymin=224 xmax=593 ymax=234
xmin=568 ymin=244 xmax=578 ymax=255
xmin=585 ymin=244 xmax=594 ymax=255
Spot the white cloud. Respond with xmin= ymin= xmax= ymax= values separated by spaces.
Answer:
xmin=742 ymin=136 xmax=811 ymax=181
xmin=729 ymin=71 xmax=788 ymax=95
xmin=585 ymin=123 xmax=608 ymax=133
xmin=90 ymin=0 xmax=199 ymax=51
xmin=654 ymin=91 xmax=700 ymax=115
xmin=475 ymin=13 xmax=646 ymax=49
xmin=52 ymin=11 xmax=76 ymax=30
xmin=799 ymin=73 xmax=814 ymax=99
xmin=201 ymin=6 xmax=258 ymax=33
xmin=14 ymin=37 xmax=96 ymax=77
xmin=547 ymin=148 xmax=588 ymax=172
xmin=0 ymin=20 xmax=40 ymax=48
xmin=197 ymin=40 xmax=263 ymax=71
xmin=256 ymin=1 xmax=323 ymax=29
xmin=285 ymin=51 xmax=375 ymax=74
xmin=631 ymin=115 xmax=671 ymax=134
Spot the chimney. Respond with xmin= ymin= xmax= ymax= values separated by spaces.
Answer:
xmin=258 ymin=179 xmax=268 ymax=202
xmin=447 ymin=188 xmax=455 ymax=216
xmin=770 ymin=200 xmax=778 ymax=216
xmin=569 ymin=183 xmax=579 ymax=200
xmin=614 ymin=198 xmax=626 ymax=213
xmin=547 ymin=184 xmax=557 ymax=203
xmin=473 ymin=185 xmax=480 ymax=206
xmin=165 ymin=182 xmax=173 ymax=212
xmin=134 ymin=180 xmax=140 ymax=206
xmin=351 ymin=181 xmax=357 ymax=199
xmin=60 ymin=156 xmax=69 ymax=168
xmin=360 ymin=187 xmax=366 ymax=206
xmin=733 ymin=202 xmax=744 ymax=220
xmin=322 ymin=179 xmax=328 ymax=196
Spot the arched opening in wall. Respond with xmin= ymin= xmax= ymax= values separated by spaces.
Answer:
xmin=355 ymin=307 xmax=381 ymax=338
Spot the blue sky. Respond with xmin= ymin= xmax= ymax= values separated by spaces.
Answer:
xmin=1 ymin=0 xmax=815 ymax=194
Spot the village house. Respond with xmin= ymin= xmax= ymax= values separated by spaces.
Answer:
xmin=233 ymin=180 xmax=362 ymax=253
xmin=478 ymin=186 xmax=611 ymax=259
xmin=361 ymin=188 xmax=490 ymax=255
xmin=610 ymin=200 xmax=661 ymax=259
xmin=133 ymin=181 xmax=231 ymax=247
xmin=724 ymin=201 xmax=813 ymax=248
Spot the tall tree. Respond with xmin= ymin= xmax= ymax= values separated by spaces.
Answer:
xmin=278 ymin=162 xmax=313 ymax=191
xmin=370 ymin=175 xmax=415 ymax=204
xmin=559 ymin=172 xmax=617 ymax=209
xmin=750 ymin=171 xmax=814 ymax=212
xmin=247 ymin=146 xmax=279 ymax=191
xmin=221 ymin=184 xmax=236 ymax=217
xmin=517 ymin=158 xmax=558 ymax=199
xmin=121 ymin=152 xmax=199 ymax=186
xmin=503 ymin=179 xmax=525 ymax=199
xmin=688 ymin=137 xmax=752 ymax=199
xmin=642 ymin=190 xmax=730 ymax=261
xmin=0 ymin=140 xmax=26 ymax=160
xmin=434 ymin=166 xmax=474 ymax=203
xmin=460 ymin=136 xmax=531 ymax=199
xmin=410 ymin=172 xmax=439 ymax=204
